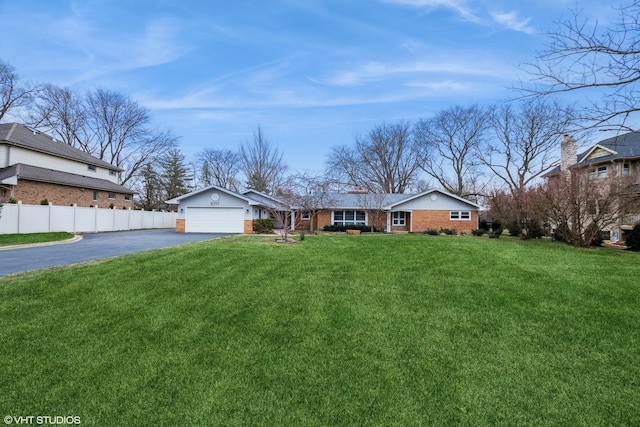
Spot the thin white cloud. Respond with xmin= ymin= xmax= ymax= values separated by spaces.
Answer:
xmin=491 ymin=11 xmax=535 ymax=34
xmin=380 ymin=0 xmax=481 ymax=23
xmin=313 ymin=57 xmax=511 ymax=87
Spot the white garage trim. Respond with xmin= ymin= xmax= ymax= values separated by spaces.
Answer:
xmin=185 ymin=207 xmax=244 ymax=233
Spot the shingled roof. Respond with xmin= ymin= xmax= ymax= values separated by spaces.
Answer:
xmin=0 ymin=122 xmax=122 ymax=171
xmin=545 ymin=131 xmax=640 ymax=177
xmin=0 ymin=163 xmax=134 ymax=194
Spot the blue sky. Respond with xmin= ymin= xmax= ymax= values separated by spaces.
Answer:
xmin=0 ymin=0 xmax=613 ymax=174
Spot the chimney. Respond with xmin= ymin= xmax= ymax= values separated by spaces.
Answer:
xmin=561 ymin=134 xmax=577 ymax=178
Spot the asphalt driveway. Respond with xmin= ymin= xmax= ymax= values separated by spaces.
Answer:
xmin=0 ymin=229 xmax=230 ymax=277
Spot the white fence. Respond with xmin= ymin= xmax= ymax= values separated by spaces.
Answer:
xmin=0 ymin=203 xmax=177 ymax=234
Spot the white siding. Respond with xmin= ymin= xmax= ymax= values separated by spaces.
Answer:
xmin=0 ymin=143 xmax=8 ymax=167
xmin=9 ymin=146 xmax=119 ymax=184
xmin=392 ymin=192 xmax=476 ymax=211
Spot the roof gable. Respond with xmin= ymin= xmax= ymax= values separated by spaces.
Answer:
xmin=165 ymin=185 xmax=251 ymax=204
xmin=0 ymin=123 xmax=121 ymax=171
xmin=580 ymin=144 xmax=617 ymax=162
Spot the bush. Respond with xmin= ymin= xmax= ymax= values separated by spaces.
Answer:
xmin=488 ymin=228 xmax=503 ymax=238
xmin=479 ymin=219 xmax=502 ymax=231
xmin=439 ymin=228 xmax=457 ymax=236
xmin=471 ymin=229 xmax=486 ymax=236
xmin=423 ymin=229 xmax=439 ymax=235
xmin=553 ymin=221 xmax=570 ymax=243
xmin=585 ymin=222 xmax=604 ymax=247
xmin=625 ymin=223 xmax=640 ymax=251
xmin=322 ymin=225 xmax=372 ymax=232
xmin=506 ymin=220 xmax=521 ymax=237
xmin=524 ymin=220 xmax=545 ymax=239
xmin=40 ymin=199 xmax=49 ymax=205
xmin=253 ymin=219 xmax=274 ymax=234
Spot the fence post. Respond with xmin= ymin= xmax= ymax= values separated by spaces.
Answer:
xmin=48 ymin=202 xmax=53 ymax=232
xmin=17 ymin=200 xmax=22 ymax=234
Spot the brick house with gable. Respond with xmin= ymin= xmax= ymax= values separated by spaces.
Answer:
xmin=0 ymin=123 xmax=134 ymax=208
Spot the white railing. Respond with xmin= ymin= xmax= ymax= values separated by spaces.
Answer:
xmin=0 ymin=203 xmax=177 ymax=234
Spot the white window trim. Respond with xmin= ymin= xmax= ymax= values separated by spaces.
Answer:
xmin=88 ymin=164 xmax=97 ymax=172
xmin=332 ymin=210 xmax=367 ymax=226
xmin=392 ymin=211 xmax=406 ymax=226
xmin=301 ymin=211 xmax=311 ymax=220
xmin=450 ymin=211 xmax=471 ymax=220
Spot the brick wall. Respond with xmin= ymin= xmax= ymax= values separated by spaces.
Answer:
xmin=244 ymin=220 xmax=253 ymax=234
xmin=316 ymin=211 xmax=332 ymax=229
xmin=305 ymin=209 xmax=478 ymax=233
xmin=4 ymin=179 xmax=133 ymax=209
xmin=176 ymin=218 xmax=185 ymax=233
xmin=412 ymin=210 xmax=478 ymax=233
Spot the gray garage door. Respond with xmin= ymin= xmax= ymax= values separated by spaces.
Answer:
xmin=185 ymin=207 xmax=244 ymax=233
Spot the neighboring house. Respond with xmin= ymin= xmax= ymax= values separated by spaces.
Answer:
xmin=168 ymin=185 xmax=479 ymax=234
xmin=0 ymin=123 xmax=134 ymax=208
xmin=545 ymin=132 xmax=640 ymax=241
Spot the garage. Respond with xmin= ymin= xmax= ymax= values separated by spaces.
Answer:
xmin=185 ymin=207 xmax=244 ymax=233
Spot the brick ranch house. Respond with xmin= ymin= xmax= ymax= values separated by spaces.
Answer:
xmin=0 ymin=123 xmax=134 ymax=208
xmin=167 ymin=185 xmax=479 ymax=234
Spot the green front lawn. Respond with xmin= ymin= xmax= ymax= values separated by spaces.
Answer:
xmin=1 ymin=235 xmax=638 ymax=426
xmin=0 ymin=232 xmax=75 ymax=246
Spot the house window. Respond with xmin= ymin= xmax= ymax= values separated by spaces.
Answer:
xmin=124 ymin=195 xmax=131 ymax=201
xmin=92 ymin=191 xmax=98 ymax=201
xmin=108 ymin=193 xmax=116 ymax=200
xmin=88 ymin=164 xmax=96 ymax=172
xmin=590 ymin=165 xmax=608 ymax=178
xmin=450 ymin=211 xmax=471 ymax=220
xmin=333 ymin=210 xmax=366 ymax=226
xmin=597 ymin=166 xmax=608 ymax=178
xmin=392 ymin=211 xmax=406 ymax=226
xmin=109 ymin=170 xmax=117 ymax=176
xmin=623 ymin=163 xmax=630 ymax=176
xmin=301 ymin=211 xmax=310 ymax=220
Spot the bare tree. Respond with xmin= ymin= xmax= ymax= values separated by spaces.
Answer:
xmin=27 ymin=84 xmax=89 ymax=149
xmin=326 ymin=121 xmax=421 ymax=193
xmin=239 ymin=125 xmax=286 ymax=194
xmin=479 ymin=100 xmax=575 ymax=197
xmin=197 ymin=148 xmax=241 ymax=191
xmin=0 ymin=59 xmax=39 ymax=122
xmin=541 ymin=168 xmax=636 ymax=247
xmin=521 ymin=1 xmax=640 ymax=129
xmin=325 ymin=145 xmax=362 ymax=191
xmin=357 ymin=192 xmax=390 ymax=232
xmin=414 ymin=105 xmax=489 ymax=198
xmin=276 ymin=172 xmax=335 ymax=233
xmin=84 ymin=89 xmax=178 ymax=185
xmin=28 ymin=86 xmax=177 ymax=185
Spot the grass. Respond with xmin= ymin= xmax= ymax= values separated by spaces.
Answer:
xmin=0 ymin=234 xmax=639 ymax=426
xmin=0 ymin=232 xmax=75 ymax=246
